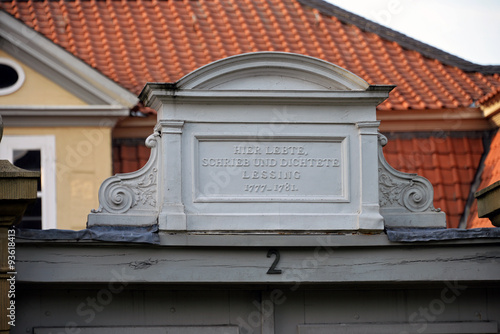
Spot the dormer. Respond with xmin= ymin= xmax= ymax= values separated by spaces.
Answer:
xmin=88 ymin=52 xmax=445 ymax=232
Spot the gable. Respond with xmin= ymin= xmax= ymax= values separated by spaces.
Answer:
xmin=0 ymin=50 xmax=87 ymax=106
xmin=0 ymin=11 xmax=137 ymax=108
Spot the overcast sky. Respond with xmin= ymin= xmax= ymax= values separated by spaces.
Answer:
xmin=325 ymin=0 xmax=500 ymax=65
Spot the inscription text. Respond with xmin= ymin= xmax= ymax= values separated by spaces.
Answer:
xmin=197 ymin=140 xmax=345 ymax=200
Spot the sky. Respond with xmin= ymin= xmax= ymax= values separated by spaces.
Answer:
xmin=325 ymin=0 xmax=500 ymax=65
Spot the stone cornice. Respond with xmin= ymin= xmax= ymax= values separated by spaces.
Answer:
xmin=0 ymin=105 xmax=130 ymax=127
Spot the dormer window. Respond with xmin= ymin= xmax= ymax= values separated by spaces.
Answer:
xmin=0 ymin=58 xmax=25 ymax=96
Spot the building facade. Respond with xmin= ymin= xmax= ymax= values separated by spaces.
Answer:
xmin=1 ymin=0 xmax=500 ymax=230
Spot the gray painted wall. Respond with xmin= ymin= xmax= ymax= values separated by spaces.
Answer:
xmin=13 ymin=284 xmax=500 ymax=334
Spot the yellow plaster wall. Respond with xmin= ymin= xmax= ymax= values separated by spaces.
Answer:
xmin=3 ymin=127 xmax=113 ymax=230
xmin=0 ymin=50 xmax=87 ymax=106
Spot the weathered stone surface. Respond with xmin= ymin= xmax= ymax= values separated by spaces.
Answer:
xmin=88 ymin=52 xmax=445 ymax=232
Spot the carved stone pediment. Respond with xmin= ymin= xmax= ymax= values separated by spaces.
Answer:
xmin=88 ymin=52 xmax=445 ymax=232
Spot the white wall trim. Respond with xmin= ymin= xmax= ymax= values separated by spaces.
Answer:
xmin=0 ymin=135 xmax=57 ymax=229
xmin=0 ymin=105 xmax=130 ymax=127
xmin=0 ymin=57 xmax=25 ymax=95
xmin=0 ymin=105 xmax=131 ymax=115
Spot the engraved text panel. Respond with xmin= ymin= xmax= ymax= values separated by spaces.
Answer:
xmin=194 ymin=137 xmax=347 ymax=202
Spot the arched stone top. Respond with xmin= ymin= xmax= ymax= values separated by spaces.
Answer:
xmin=177 ymin=52 xmax=370 ymax=91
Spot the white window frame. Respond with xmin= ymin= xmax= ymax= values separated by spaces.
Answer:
xmin=0 ymin=135 xmax=57 ymax=229
xmin=0 ymin=58 xmax=26 ymax=96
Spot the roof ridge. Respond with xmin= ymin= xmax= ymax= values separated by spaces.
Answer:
xmin=299 ymin=0 xmax=500 ymax=74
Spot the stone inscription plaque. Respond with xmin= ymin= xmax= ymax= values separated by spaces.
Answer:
xmin=194 ymin=137 xmax=347 ymax=202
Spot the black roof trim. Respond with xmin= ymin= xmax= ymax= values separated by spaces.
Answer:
xmin=299 ymin=0 xmax=500 ymax=74
xmin=386 ymin=227 xmax=500 ymax=242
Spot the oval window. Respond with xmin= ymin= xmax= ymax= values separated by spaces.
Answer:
xmin=0 ymin=58 xmax=25 ymax=96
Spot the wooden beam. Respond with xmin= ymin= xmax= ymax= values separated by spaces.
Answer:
xmin=15 ymin=241 xmax=500 ymax=284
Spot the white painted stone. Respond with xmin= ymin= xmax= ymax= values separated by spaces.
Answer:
xmin=87 ymin=133 xmax=160 ymax=227
xmin=88 ymin=52 xmax=445 ymax=232
xmin=378 ymin=134 xmax=446 ymax=228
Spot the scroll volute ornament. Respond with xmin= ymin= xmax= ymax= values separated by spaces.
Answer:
xmin=378 ymin=134 xmax=446 ymax=228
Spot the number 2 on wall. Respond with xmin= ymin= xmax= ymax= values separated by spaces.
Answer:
xmin=266 ymin=249 xmax=282 ymax=274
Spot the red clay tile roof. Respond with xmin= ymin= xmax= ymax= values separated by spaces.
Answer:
xmin=382 ymin=135 xmax=484 ymax=228
xmin=2 ymin=0 xmax=500 ymax=111
xmin=467 ymin=130 xmax=500 ymax=228
xmin=479 ymin=87 xmax=500 ymax=109
xmin=479 ymin=87 xmax=500 ymax=104
xmin=113 ymin=141 xmax=151 ymax=176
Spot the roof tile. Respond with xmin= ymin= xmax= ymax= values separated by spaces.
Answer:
xmin=383 ymin=135 xmax=484 ymax=228
xmin=119 ymin=145 xmax=137 ymax=160
xmin=2 ymin=0 xmax=499 ymax=108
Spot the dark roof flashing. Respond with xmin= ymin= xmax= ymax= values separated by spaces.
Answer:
xmin=386 ymin=227 xmax=500 ymax=242
xmin=15 ymin=225 xmax=160 ymax=245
